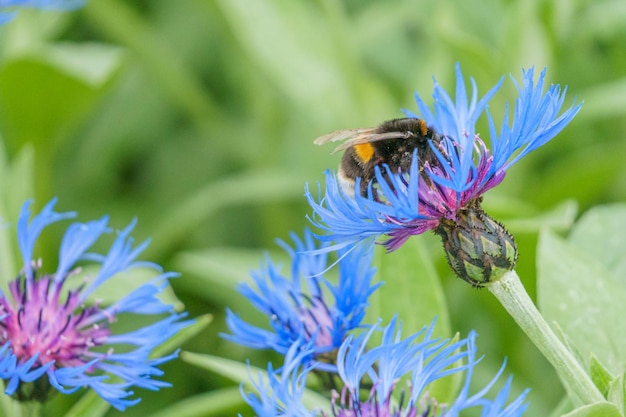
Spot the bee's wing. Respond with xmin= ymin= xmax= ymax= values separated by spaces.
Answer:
xmin=313 ymin=128 xmax=375 ymax=145
xmin=331 ymin=131 xmax=412 ymax=153
xmin=315 ymin=127 xmax=412 ymax=154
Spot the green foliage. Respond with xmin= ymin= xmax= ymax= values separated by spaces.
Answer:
xmin=0 ymin=0 xmax=625 ymax=415
xmin=538 ymin=206 xmax=626 ymax=374
xmin=590 ymin=354 xmax=614 ymax=398
xmin=539 ymin=205 xmax=626 ymax=415
xmin=561 ymin=402 xmax=622 ymax=417
xmin=368 ymin=237 xmax=450 ymax=337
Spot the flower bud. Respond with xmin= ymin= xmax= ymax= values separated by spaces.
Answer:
xmin=434 ymin=201 xmax=517 ymax=287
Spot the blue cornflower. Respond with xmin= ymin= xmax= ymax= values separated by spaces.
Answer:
xmin=307 ymin=64 xmax=580 ymax=286
xmin=0 ymin=199 xmax=189 ymax=410
xmin=243 ymin=317 xmax=529 ymax=417
xmin=224 ymin=229 xmax=380 ymax=371
xmin=0 ymin=0 xmax=84 ymax=23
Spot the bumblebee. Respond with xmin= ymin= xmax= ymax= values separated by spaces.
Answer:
xmin=314 ymin=118 xmax=442 ymax=197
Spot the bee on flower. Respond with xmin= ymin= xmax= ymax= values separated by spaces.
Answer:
xmin=309 ymin=64 xmax=581 ymax=286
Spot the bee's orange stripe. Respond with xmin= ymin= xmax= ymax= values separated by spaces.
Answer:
xmin=418 ymin=119 xmax=428 ymax=136
xmin=354 ymin=143 xmax=375 ymax=163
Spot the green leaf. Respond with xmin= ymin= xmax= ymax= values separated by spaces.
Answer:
xmin=181 ymin=352 xmax=328 ymax=411
xmin=145 ymin=387 xmax=243 ymax=417
xmin=502 ymin=200 xmax=578 ymax=233
xmin=83 ymin=0 xmax=223 ymax=125
xmin=34 ymin=43 xmax=124 ymax=88
xmin=0 ymin=55 xmax=114 ymax=153
xmin=368 ymin=237 xmax=449 ymax=336
xmin=590 ymin=354 xmax=614 ymax=398
xmin=608 ymin=372 xmax=626 ymax=415
xmin=561 ymin=402 xmax=622 ymax=417
xmin=568 ymin=204 xmax=626 ymax=280
xmin=367 ymin=237 xmax=455 ymax=402
xmin=181 ymin=247 xmax=259 ymax=284
xmin=537 ymin=229 xmax=626 ymax=374
xmin=0 ymin=389 xmax=17 ymax=417
xmin=577 ymin=0 xmax=626 ymax=41
xmin=64 ymin=391 xmax=110 ymax=417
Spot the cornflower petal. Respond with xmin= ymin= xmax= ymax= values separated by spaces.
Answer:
xmin=88 ymin=381 xmax=140 ymax=410
xmin=445 ymin=332 xmax=529 ymax=417
xmin=104 ymin=274 xmax=178 ymax=315
xmin=80 ymin=219 xmax=159 ymax=301
xmin=223 ymin=229 xmax=379 ymax=368
xmin=242 ymin=340 xmax=315 ymax=417
xmin=1 ymin=352 xmax=54 ymax=394
xmin=55 ymin=217 xmax=109 ymax=282
xmin=490 ymin=67 xmax=582 ymax=175
xmin=306 ymin=174 xmax=401 ymax=246
xmin=414 ymin=64 xmax=503 ymax=193
xmin=243 ymin=318 xmax=529 ymax=417
xmin=18 ymin=199 xmax=76 ymax=280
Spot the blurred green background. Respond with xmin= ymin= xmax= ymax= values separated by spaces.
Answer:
xmin=0 ymin=0 xmax=625 ymax=415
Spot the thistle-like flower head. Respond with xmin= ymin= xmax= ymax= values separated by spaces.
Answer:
xmin=308 ymin=64 xmax=580 ymax=285
xmin=0 ymin=199 xmax=189 ymax=410
xmin=243 ymin=318 xmax=529 ymax=417
xmin=224 ymin=229 xmax=380 ymax=370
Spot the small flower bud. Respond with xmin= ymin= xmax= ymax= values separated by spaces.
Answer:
xmin=434 ymin=201 xmax=517 ymax=287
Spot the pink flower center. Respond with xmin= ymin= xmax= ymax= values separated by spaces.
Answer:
xmin=0 ymin=274 xmax=110 ymax=369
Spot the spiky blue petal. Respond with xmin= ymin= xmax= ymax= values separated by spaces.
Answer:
xmin=243 ymin=318 xmax=529 ymax=417
xmin=223 ymin=228 xmax=380 ymax=369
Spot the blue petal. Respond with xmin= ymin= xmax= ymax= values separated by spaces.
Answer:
xmin=242 ymin=340 xmax=315 ymax=417
xmin=55 ymin=217 xmax=110 ymax=282
xmin=88 ymin=381 xmax=140 ymax=411
xmin=17 ymin=199 xmax=76 ymax=279
xmin=489 ymin=67 xmax=582 ymax=176
xmin=413 ymin=63 xmax=502 ymax=193
xmin=81 ymin=219 xmax=158 ymax=300
xmin=224 ymin=229 xmax=380 ymax=362
xmin=305 ymin=171 xmax=409 ymax=244
xmin=100 ymin=273 xmax=178 ymax=316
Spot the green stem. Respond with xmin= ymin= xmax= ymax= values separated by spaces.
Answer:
xmin=488 ymin=270 xmax=604 ymax=405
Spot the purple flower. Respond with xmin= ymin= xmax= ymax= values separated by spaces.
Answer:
xmin=307 ymin=65 xmax=580 ymax=285
xmin=243 ymin=318 xmax=529 ymax=417
xmin=0 ymin=199 xmax=189 ymax=410
xmin=224 ymin=229 xmax=380 ymax=371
